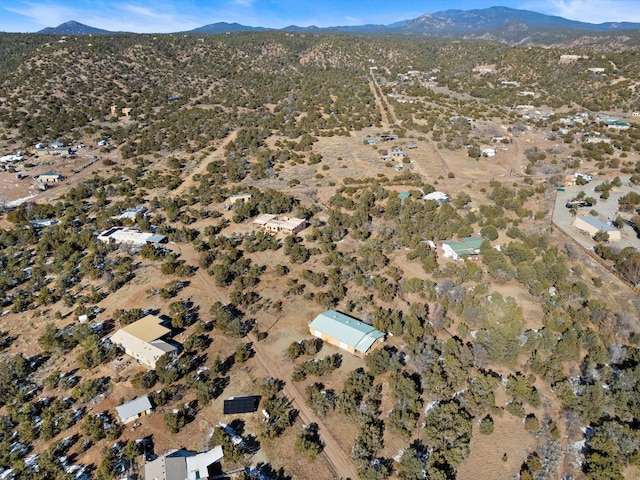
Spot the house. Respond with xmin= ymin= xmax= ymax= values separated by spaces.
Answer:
xmin=110 ymin=315 xmax=178 ymax=369
xmin=50 ymin=141 xmax=65 ymax=148
xmin=378 ymin=134 xmax=398 ymax=142
xmin=423 ymin=191 xmax=449 ymax=203
xmin=573 ymin=215 xmax=621 ymax=241
xmin=252 ymin=214 xmax=306 ymax=235
xmin=586 ymin=136 xmax=612 ymax=144
xmin=36 ymin=148 xmax=71 ymax=156
xmin=97 ymin=227 xmax=166 ymax=246
xmin=144 ymin=446 xmax=223 ymax=480
xmin=115 ymin=207 xmax=148 ymax=220
xmin=115 ymin=395 xmax=152 ymax=424
xmin=481 ymin=148 xmax=496 ymax=157
xmin=442 ymin=236 xmax=484 ymax=261
xmin=308 ymin=310 xmax=385 ymax=357
xmin=38 ymin=172 xmax=64 ymax=184
xmin=606 ymin=120 xmax=631 ymax=130
xmin=227 ymin=193 xmax=252 ymax=206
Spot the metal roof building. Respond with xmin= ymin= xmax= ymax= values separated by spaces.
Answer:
xmin=308 ymin=310 xmax=385 ymax=357
xmin=573 ymin=215 xmax=621 ymax=241
xmin=442 ymin=236 xmax=484 ymax=261
xmin=115 ymin=395 xmax=152 ymax=424
xmin=110 ymin=315 xmax=178 ymax=369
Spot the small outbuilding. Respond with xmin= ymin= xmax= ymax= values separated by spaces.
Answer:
xmin=308 ymin=310 xmax=385 ymax=357
xmin=115 ymin=395 xmax=152 ymax=424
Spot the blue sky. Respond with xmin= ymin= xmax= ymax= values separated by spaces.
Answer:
xmin=2 ymin=0 xmax=640 ymax=33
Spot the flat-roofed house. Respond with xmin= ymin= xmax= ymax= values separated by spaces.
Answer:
xmin=115 ymin=395 xmax=152 ymax=424
xmin=97 ymin=227 xmax=166 ymax=246
xmin=573 ymin=215 xmax=621 ymax=241
xmin=110 ymin=315 xmax=178 ymax=369
xmin=308 ymin=310 xmax=385 ymax=357
xmin=252 ymin=214 xmax=306 ymax=235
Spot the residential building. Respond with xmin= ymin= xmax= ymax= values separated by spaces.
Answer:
xmin=573 ymin=215 xmax=621 ymax=241
xmin=115 ymin=395 xmax=152 ymax=424
xmin=308 ymin=310 xmax=385 ymax=357
xmin=482 ymin=148 xmax=496 ymax=157
xmin=227 ymin=193 xmax=252 ymax=206
xmin=38 ymin=172 xmax=64 ymax=183
xmin=423 ymin=191 xmax=449 ymax=203
xmin=252 ymin=214 xmax=306 ymax=235
xmin=36 ymin=148 xmax=71 ymax=156
xmin=144 ymin=446 xmax=223 ymax=480
xmin=97 ymin=227 xmax=166 ymax=246
xmin=110 ymin=315 xmax=178 ymax=369
xmin=442 ymin=236 xmax=484 ymax=261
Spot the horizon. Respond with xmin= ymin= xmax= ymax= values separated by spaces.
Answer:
xmin=1 ymin=0 xmax=640 ymax=34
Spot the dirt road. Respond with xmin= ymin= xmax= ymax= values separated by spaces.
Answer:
xmin=172 ymin=129 xmax=239 ymax=197
xmin=173 ymin=242 xmax=358 ymax=480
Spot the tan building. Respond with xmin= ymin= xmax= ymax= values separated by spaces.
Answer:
xmin=227 ymin=193 xmax=252 ymax=206
xmin=573 ymin=215 xmax=621 ymax=241
xmin=110 ymin=315 xmax=178 ymax=369
xmin=252 ymin=214 xmax=306 ymax=234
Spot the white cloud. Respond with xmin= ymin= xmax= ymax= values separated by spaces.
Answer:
xmin=233 ymin=0 xmax=255 ymax=6
xmin=523 ymin=0 xmax=640 ymax=23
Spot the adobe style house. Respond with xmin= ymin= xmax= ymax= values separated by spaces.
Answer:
xmin=308 ymin=310 xmax=385 ymax=357
xmin=252 ymin=214 xmax=306 ymax=235
xmin=110 ymin=315 xmax=178 ymax=369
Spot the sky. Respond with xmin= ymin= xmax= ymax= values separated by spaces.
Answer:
xmin=1 ymin=0 xmax=640 ymax=33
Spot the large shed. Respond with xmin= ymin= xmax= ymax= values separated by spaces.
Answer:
xmin=308 ymin=310 xmax=385 ymax=357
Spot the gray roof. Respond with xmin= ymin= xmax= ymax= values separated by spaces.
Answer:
xmin=144 ymin=446 xmax=223 ymax=480
xmin=309 ymin=310 xmax=384 ymax=354
xmin=115 ymin=395 xmax=152 ymax=422
xmin=147 ymin=234 xmax=167 ymax=243
xmin=577 ymin=215 xmax=616 ymax=232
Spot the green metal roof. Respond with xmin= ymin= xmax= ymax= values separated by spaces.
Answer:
xmin=309 ymin=310 xmax=384 ymax=354
xmin=443 ymin=236 xmax=484 ymax=255
xmin=398 ymin=192 xmax=411 ymax=201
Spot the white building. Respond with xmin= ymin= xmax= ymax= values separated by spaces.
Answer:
xmin=97 ymin=227 xmax=166 ymax=246
xmin=423 ymin=191 xmax=449 ymax=203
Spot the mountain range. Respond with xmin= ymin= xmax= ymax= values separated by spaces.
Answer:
xmin=35 ymin=7 xmax=640 ymax=44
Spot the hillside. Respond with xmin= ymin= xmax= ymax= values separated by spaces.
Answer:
xmin=0 ymin=31 xmax=638 ymax=480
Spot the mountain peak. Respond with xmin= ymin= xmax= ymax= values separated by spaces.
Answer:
xmin=37 ymin=20 xmax=113 ymax=35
